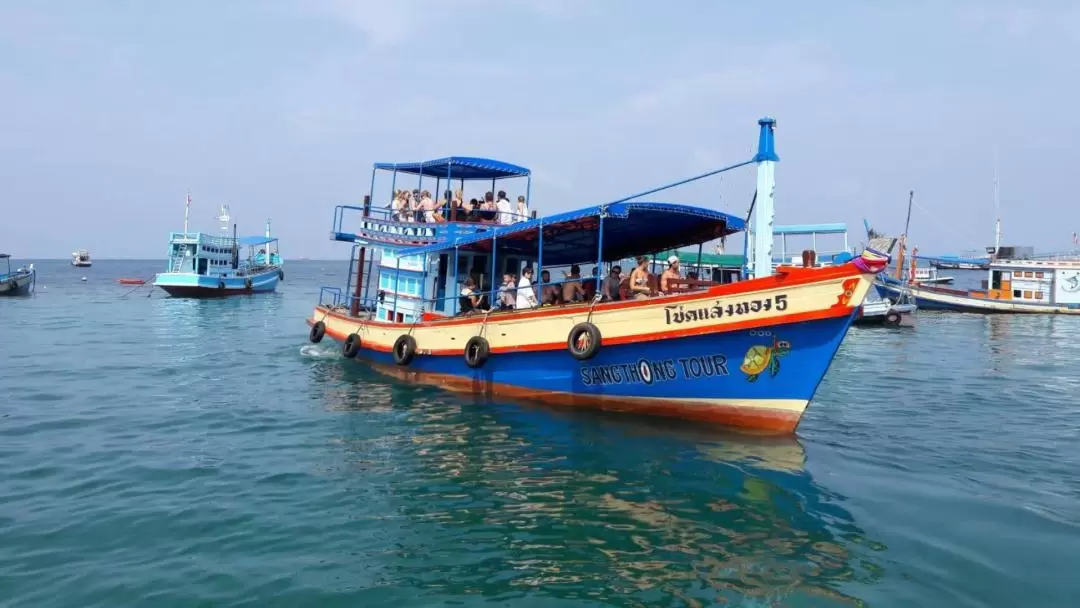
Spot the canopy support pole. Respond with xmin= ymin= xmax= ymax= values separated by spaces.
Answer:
xmin=489 ymin=236 xmax=498 ymax=309
xmin=749 ymin=117 xmax=778 ymax=279
xmin=452 ymin=247 xmax=460 ymax=316
xmin=393 ymin=258 xmax=401 ymax=322
xmin=596 ymin=211 xmax=605 ymax=285
xmin=536 ymin=220 xmax=544 ymax=305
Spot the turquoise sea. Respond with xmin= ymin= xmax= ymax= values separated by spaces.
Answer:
xmin=1 ymin=260 xmax=1078 ymax=607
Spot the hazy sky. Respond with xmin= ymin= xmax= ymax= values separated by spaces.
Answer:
xmin=2 ymin=1 xmax=1078 ymax=259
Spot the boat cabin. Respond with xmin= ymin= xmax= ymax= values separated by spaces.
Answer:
xmin=164 ymin=231 xmax=280 ymax=278
xmin=979 ymin=259 xmax=1080 ymax=306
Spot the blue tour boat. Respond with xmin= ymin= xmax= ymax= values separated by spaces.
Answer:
xmin=0 ymin=254 xmax=35 ymax=297
xmin=306 ymin=117 xmax=890 ymax=433
xmin=153 ymin=196 xmax=283 ymax=298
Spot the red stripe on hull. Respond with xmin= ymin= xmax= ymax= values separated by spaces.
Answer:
xmin=363 ymin=360 xmax=801 ymax=434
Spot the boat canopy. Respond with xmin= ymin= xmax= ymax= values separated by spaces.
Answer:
xmin=237 ymin=236 xmax=278 ymax=247
xmin=0 ymin=253 xmax=9 ymax=259
xmin=774 ymin=223 xmax=847 ymax=235
xmin=397 ymin=201 xmax=745 ymax=266
xmin=373 ymin=156 xmax=531 ymax=180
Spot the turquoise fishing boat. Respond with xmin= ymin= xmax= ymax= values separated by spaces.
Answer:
xmin=0 ymin=254 xmax=35 ymax=297
xmin=153 ymin=195 xmax=283 ymax=298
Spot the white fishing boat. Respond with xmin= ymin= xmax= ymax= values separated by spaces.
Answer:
xmin=71 ymin=249 xmax=91 ymax=267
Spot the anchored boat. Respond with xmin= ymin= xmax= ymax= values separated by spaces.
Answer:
xmin=71 ymin=249 xmax=92 ymax=267
xmin=152 ymin=195 xmax=283 ymax=298
xmin=306 ymin=118 xmax=889 ymax=433
xmin=0 ymin=254 xmax=35 ymax=296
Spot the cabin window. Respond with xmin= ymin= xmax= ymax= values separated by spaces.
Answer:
xmin=1036 ymin=291 xmax=1044 ymax=300
xmin=1001 ymin=272 xmax=1011 ymax=281
xmin=1013 ymin=290 xmax=1021 ymax=298
xmin=456 ymin=255 xmax=469 ymax=276
xmin=197 ymin=258 xmax=208 ymax=275
xmin=1036 ymin=272 xmax=1044 ymax=278
xmin=991 ymin=271 xmax=1002 ymax=290
xmin=1023 ymin=290 xmax=1032 ymax=299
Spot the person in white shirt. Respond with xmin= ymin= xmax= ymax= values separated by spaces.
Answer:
xmin=515 ymin=195 xmax=529 ymax=222
xmin=495 ymin=190 xmax=513 ymax=225
xmin=515 ymin=267 xmax=539 ymax=309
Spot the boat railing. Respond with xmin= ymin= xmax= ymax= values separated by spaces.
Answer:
xmin=333 ymin=198 xmax=536 ymax=243
xmin=1027 ymin=250 xmax=1080 ymax=261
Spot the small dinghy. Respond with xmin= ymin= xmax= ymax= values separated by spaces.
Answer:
xmin=118 ymin=278 xmax=145 ymax=285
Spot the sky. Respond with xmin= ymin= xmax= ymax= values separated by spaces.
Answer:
xmin=2 ymin=0 xmax=1079 ymax=259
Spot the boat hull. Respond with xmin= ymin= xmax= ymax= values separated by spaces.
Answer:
xmin=72 ymin=262 xmax=92 ymax=267
xmin=309 ymin=263 xmax=882 ymax=433
xmin=154 ymin=268 xmax=281 ymax=298
xmin=876 ymin=281 xmax=1080 ymax=314
xmin=0 ymin=272 xmax=33 ymax=296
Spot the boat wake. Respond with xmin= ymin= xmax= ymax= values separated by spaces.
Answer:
xmin=299 ymin=343 xmax=338 ymax=359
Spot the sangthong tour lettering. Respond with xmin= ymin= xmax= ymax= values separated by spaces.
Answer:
xmin=579 ymin=354 xmax=729 ymax=386
xmin=663 ymin=294 xmax=788 ymax=325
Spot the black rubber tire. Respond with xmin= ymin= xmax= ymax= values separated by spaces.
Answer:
xmin=244 ymin=278 xmax=253 ymax=290
xmin=464 ymin=336 xmax=490 ymax=369
xmin=342 ymin=333 xmax=361 ymax=358
xmin=567 ymin=322 xmax=602 ymax=360
xmin=218 ymin=280 xmax=226 ymax=289
xmin=393 ymin=334 xmax=417 ymax=366
xmin=309 ymin=321 xmax=326 ymax=343
xmin=278 ymin=270 xmax=284 ymax=281
xmin=884 ymin=311 xmax=902 ymax=326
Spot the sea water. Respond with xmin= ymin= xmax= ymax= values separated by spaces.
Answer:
xmin=1 ymin=260 xmax=1077 ymax=607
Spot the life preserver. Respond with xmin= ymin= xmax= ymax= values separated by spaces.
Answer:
xmin=567 ymin=322 xmax=601 ymax=360
xmin=884 ymin=310 xmax=902 ymax=326
xmin=392 ymin=334 xmax=417 ymax=366
xmin=464 ymin=336 xmax=490 ymax=369
xmin=278 ymin=269 xmax=284 ymax=281
xmin=7 ymin=278 xmax=17 ymax=291
xmin=342 ymin=333 xmax=361 ymax=358
xmin=244 ymin=278 xmax=253 ymax=290
xmin=309 ymin=321 xmax=326 ymax=343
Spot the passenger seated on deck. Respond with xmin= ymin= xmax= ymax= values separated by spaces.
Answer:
xmin=660 ymin=255 xmax=682 ymax=294
xmin=629 ymin=256 xmax=652 ymax=300
xmin=602 ymin=265 xmax=623 ymax=301
xmin=516 ymin=267 xmax=539 ymax=309
xmin=459 ymin=277 xmax=482 ymax=315
xmin=498 ymin=273 xmax=516 ymax=310
xmin=540 ymin=270 xmax=561 ymax=305
xmin=561 ymin=264 xmax=584 ymax=303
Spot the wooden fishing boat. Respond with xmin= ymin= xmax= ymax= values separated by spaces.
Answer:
xmin=306 ymin=118 xmax=890 ymax=433
xmin=152 ymin=195 xmax=284 ymax=297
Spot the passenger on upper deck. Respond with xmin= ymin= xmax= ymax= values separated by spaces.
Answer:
xmin=515 ymin=267 xmax=538 ymax=309
xmin=496 ymin=191 xmax=513 ymax=225
xmin=516 ymin=195 xmax=529 ymax=223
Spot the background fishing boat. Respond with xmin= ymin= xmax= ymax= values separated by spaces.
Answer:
xmin=306 ymin=117 xmax=891 ymax=433
xmin=152 ymin=195 xmax=283 ymax=298
xmin=71 ymin=249 xmax=91 ymax=267
xmin=0 ymin=254 xmax=35 ymax=296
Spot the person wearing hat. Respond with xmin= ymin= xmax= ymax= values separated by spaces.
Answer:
xmin=660 ymin=255 xmax=682 ymax=294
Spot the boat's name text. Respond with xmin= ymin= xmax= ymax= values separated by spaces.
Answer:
xmin=579 ymin=354 xmax=729 ymax=387
xmin=664 ymin=294 xmax=788 ymax=325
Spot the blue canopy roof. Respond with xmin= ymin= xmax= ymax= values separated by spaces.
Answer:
xmin=237 ymin=235 xmax=278 ymax=246
xmin=373 ymin=156 xmax=531 ymax=180
xmin=396 ymin=201 xmax=745 ymax=266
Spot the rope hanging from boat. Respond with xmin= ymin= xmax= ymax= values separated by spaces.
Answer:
xmin=608 ymin=159 xmax=755 ymax=205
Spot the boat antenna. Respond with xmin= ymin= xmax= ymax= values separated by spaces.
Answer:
xmin=184 ymin=190 xmax=192 ymax=234
xmin=993 ymin=162 xmax=1001 ymax=259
